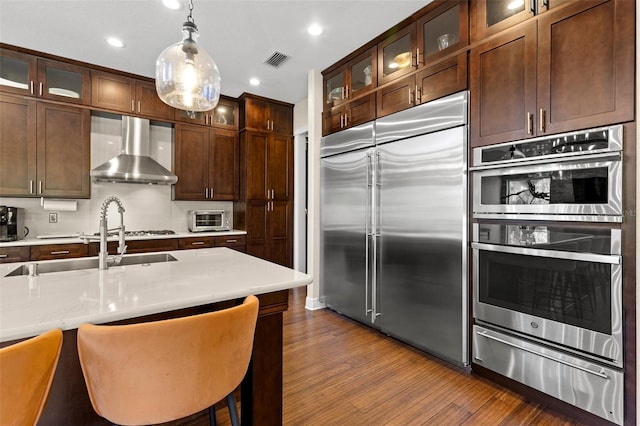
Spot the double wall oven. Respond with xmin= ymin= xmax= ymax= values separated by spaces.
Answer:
xmin=470 ymin=125 xmax=624 ymax=425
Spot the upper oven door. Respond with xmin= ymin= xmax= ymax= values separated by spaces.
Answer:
xmin=472 ymin=154 xmax=622 ymax=222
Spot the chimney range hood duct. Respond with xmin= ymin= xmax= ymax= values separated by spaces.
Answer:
xmin=91 ymin=116 xmax=178 ymax=185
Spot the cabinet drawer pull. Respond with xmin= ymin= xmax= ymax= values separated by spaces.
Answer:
xmin=539 ymin=109 xmax=546 ymax=133
xmin=0 ymin=254 xmax=8 ymax=258
xmin=50 ymin=250 xmax=70 ymax=255
xmin=225 ymin=239 xmax=238 ymax=243
xmin=527 ymin=112 xmax=533 ymax=135
xmin=191 ymin=241 xmax=205 ymax=245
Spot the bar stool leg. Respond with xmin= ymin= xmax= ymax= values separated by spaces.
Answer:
xmin=208 ymin=405 xmax=217 ymax=426
xmin=227 ymin=392 xmax=240 ymax=426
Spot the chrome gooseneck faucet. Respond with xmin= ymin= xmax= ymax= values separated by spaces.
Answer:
xmin=98 ymin=196 xmax=127 ymax=270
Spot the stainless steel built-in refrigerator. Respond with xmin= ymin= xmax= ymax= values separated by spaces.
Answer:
xmin=320 ymin=92 xmax=468 ymax=366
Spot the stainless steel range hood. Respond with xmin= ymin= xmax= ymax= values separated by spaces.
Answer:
xmin=90 ymin=116 xmax=178 ymax=185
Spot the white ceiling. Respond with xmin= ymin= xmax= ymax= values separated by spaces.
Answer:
xmin=0 ymin=0 xmax=430 ymax=105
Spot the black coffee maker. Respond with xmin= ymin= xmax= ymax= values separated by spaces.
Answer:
xmin=0 ymin=206 xmax=26 ymax=242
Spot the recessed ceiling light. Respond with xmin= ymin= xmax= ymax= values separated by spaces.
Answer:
xmin=162 ymin=0 xmax=182 ymax=10
xmin=308 ymin=23 xmax=323 ymax=36
xmin=249 ymin=78 xmax=260 ymax=86
xmin=105 ymin=37 xmax=125 ymax=48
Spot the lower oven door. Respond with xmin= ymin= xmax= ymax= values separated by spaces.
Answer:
xmin=472 ymin=241 xmax=622 ymax=366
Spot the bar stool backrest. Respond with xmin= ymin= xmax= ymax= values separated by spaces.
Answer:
xmin=77 ymin=295 xmax=259 ymax=425
xmin=0 ymin=329 xmax=63 ymax=426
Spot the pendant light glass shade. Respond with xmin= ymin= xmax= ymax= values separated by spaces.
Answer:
xmin=155 ymin=17 xmax=220 ymax=112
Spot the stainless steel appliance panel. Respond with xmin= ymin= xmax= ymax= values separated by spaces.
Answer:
xmin=375 ymin=91 xmax=468 ymax=145
xmin=472 ymin=155 xmax=622 ymax=220
xmin=473 ymin=325 xmax=624 ymax=425
xmin=376 ymin=125 xmax=468 ymax=365
xmin=320 ymin=147 xmax=374 ymax=324
xmin=320 ymin=122 xmax=374 ymax=158
xmin=472 ymin=229 xmax=623 ymax=366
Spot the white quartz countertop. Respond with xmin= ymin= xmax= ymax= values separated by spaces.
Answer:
xmin=0 ymin=248 xmax=311 ymax=342
xmin=0 ymin=230 xmax=247 ymax=247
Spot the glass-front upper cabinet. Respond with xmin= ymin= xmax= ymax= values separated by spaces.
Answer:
xmin=471 ymin=0 xmax=575 ymax=41
xmin=0 ymin=48 xmax=91 ymax=104
xmin=417 ymin=0 xmax=469 ymax=64
xmin=175 ymin=97 xmax=238 ymax=129
xmin=377 ymin=25 xmax=416 ymax=85
xmin=324 ymin=47 xmax=376 ymax=108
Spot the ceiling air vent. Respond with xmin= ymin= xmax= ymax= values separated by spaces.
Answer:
xmin=264 ymin=51 xmax=290 ymax=68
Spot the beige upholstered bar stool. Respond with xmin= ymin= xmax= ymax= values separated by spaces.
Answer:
xmin=0 ymin=328 xmax=63 ymax=426
xmin=77 ymin=295 xmax=259 ymax=426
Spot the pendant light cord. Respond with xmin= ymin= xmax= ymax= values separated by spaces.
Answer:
xmin=187 ymin=0 xmax=194 ymax=24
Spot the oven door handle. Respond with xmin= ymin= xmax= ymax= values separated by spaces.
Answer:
xmin=469 ymin=151 xmax=621 ymax=171
xmin=477 ymin=330 xmax=610 ymax=379
xmin=471 ymin=242 xmax=621 ymax=264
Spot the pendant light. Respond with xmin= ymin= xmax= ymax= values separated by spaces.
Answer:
xmin=155 ymin=0 xmax=221 ymax=112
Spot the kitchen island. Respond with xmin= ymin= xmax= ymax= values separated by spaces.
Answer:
xmin=0 ymin=248 xmax=312 ymax=425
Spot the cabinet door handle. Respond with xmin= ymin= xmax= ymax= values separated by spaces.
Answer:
xmin=409 ymin=88 xmax=414 ymax=105
xmin=205 ymin=188 xmax=209 ymax=198
xmin=539 ymin=0 xmax=549 ymax=12
xmin=527 ymin=112 xmax=534 ymax=135
xmin=539 ymin=109 xmax=546 ymax=133
xmin=341 ymin=86 xmax=345 ymax=100
xmin=266 ymin=119 xmax=270 ymax=130
xmin=528 ymin=0 xmax=536 ymax=14
xmin=210 ymin=187 xmax=214 ymax=199
xmin=50 ymin=250 xmax=70 ymax=255
xmin=131 ymin=99 xmax=135 ymax=112
xmin=29 ymin=180 xmax=34 ymax=194
xmin=30 ymin=81 xmax=35 ymax=95
xmin=415 ymin=85 xmax=421 ymax=105
xmin=271 ymin=189 xmax=274 ymax=199
xmin=191 ymin=241 xmax=205 ymax=246
xmin=38 ymin=181 xmax=43 ymax=195
xmin=138 ymin=101 xmax=141 ymax=113
xmin=416 ymin=48 xmax=423 ymax=67
xmin=340 ymin=114 xmax=344 ymax=128
xmin=38 ymin=82 xmax=43 ymax=96
xmin=344 ymin=85 xmax=349 ymax=99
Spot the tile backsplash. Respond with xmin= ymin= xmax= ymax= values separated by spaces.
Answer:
xmin=0 ymin=114 xmax=233 ymax=237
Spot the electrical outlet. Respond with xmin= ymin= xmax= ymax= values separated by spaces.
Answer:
xmin=48 ymin=213 xmax=58 ymax=223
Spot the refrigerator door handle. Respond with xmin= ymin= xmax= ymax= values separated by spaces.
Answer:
xmin=372 ymin=150 xmax=382 ymax=322
xmin=365 ymin=152 xmax=373 ymax=316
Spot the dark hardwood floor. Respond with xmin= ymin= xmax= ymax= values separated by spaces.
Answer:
xmin=208 ymin=287 xmax=582 ymax=425
xmin=281 ymin=287 xmax=581 ymax=426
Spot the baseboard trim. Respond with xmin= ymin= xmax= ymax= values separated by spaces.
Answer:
xmin=305 ymin=297 xmax=325 ymax=311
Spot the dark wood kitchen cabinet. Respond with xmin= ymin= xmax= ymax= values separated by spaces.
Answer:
xmin=173 ymin=124 xmax=238 ymax=201
xmin=324 ymin=47 xmax=377 ymax=110
xmin=91 ymin=71 xmax=174 ymax=121
xmin=323 ymin=92 xmax=376 ymax=135
xmin=236 ymin=95 xmax=293 ymax=268
xmin=31 ymin=243 xmax=88 ymax=261
xmin=0 ymin=47 xmax=91 ymax=105
xmin=240 ymin=94 xmax=292 ymax=135
xmin=0 ymin=94 xmax=91 ymax=198
xmin=469 ymin=0 xmax=634 ymax=147
xmin=174 ymin=96 xmax=239 ymax=130
xmin=0 ymin=246 xmax=30 ymax=264
xmin=377 ymin=52 xmax=467 ymax=118
xmin=470 ymin=0 xmax=576 ymax=42
xmin=89 ymin=239 xmax=179 ymax=256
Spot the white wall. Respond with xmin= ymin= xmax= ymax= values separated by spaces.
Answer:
xmin=0 ymin=114 xmax=232 ymax=237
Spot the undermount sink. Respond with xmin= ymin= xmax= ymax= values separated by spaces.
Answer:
xmin=5 ymin=253 xmax=178 ymax=277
